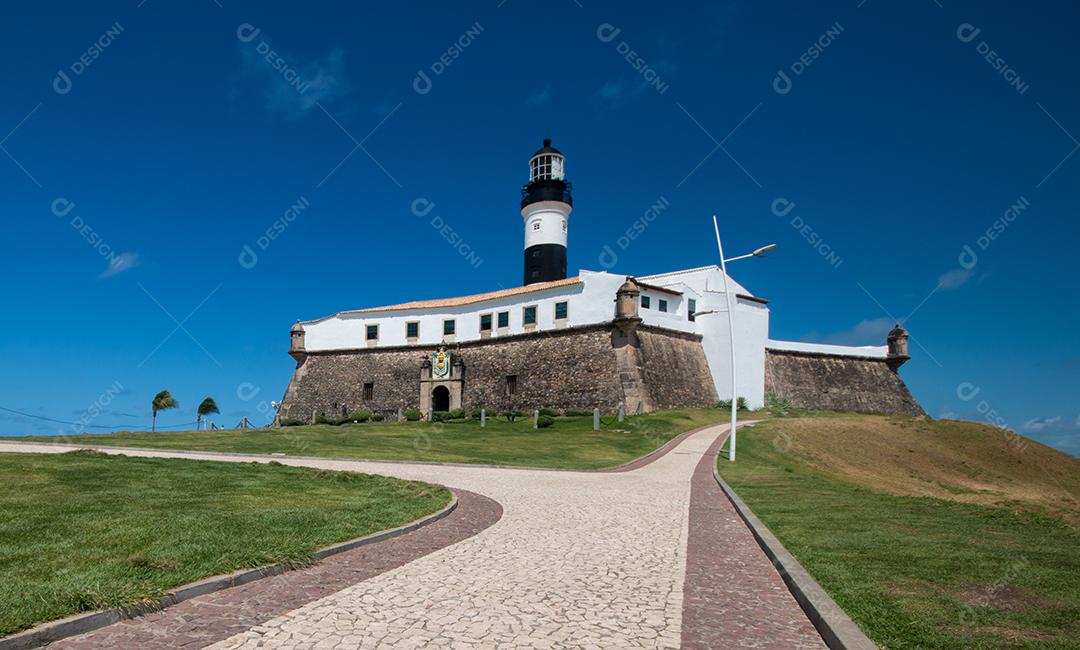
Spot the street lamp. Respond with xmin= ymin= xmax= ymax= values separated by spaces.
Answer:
xmin=712 ymin=215 xmax=775 ymax=462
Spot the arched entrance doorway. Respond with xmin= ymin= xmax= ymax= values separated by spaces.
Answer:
xmin=432 ymin=385 xmax=450 ymax=412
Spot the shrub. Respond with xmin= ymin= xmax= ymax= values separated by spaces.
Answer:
xmin=403 ymin=408 xmax=422 ymax=421
xmin=536 ymin=415 xmax=555 ymax=428
xmin=314 ymin=414 xmax=341 ymax=425
xmin=431 ymin=411 xmax=450 ymax=422
xmin=502 ymin=410 xmax=520 ymax=422
xmin=564 ymin=409 xmax=594 ymax=417
xmin=370 ymin=412 xmax=385 ymax=422
xmin=447 ymin=408 xmax=466 ymax=420
xmin=538 ymin=407 xmax=559 ymax=417
xmin=766 ymin=393 xmax=792 ymax=415
xmin=346 ymin=410 xmax=371 ymax=423
xmin=280 ymin=418 xmax=305 ymax=427
xmin=716 ymin=397 xmax=750 ymax=411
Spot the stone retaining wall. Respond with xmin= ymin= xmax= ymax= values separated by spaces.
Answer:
xmin=764 ymin=349 xmax=924 ymax=416
xmin=279 ymin=323 xmax=716 ymax=421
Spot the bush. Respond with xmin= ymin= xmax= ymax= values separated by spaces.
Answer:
xmin=447 ymin=408 xmax=466 ymax=420
xmin=766 ymin=393 xmax=792 ymax=415
xmin=502 ymin=410 xmax=520 ymax=422
xmin=717 ymin=397 xmax=750 ymax=411
xmin=431 ymin=411 xmax=450 ymax=422
xmin=280 ymin=418 xmax=305 ymax=427
xmin=346 ymin=410 xmax=371 ymax=423
xmin=536 ymin=415 xmax=555 ymax=428
xmin=370 ymin=412 xmax=385 ymax=422
xmin=403 ymin=408 xmax=422 ymax=422
xmin=538 ymin=407 xmax=559 ymax=417
xmin=564 ymin=409 xmax=594 ymax=417
xmin=314 ymin=414 xmax=345 ymax=425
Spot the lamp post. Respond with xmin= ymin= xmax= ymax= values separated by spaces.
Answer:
xmin=712 ymin=215 xmax=775 ymax=462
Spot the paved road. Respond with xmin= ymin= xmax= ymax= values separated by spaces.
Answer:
xmin=1 ymin=424 xmax=825 ymax=649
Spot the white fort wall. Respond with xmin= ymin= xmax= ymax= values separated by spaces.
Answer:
xmin=637 ymin=266 xmax=769 ymax=409
xmin=298 ymin=265 xmax=884 ymax=411
xmin=302 ymin=271 xmax=628 ymax=351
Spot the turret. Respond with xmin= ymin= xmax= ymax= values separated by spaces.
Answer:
xmin=521 ymin=138 xmax=572 ymax=285
xmin=289 ymin=320 xmax=306 ymax=362
xmin=614 ymin=278 xmax=642 ymax=333
xmin=886 ymin=324 xmax=910 ymax=371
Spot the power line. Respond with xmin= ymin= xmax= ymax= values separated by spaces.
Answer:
xmin=0 ymin=405 xmax=196 ymax=432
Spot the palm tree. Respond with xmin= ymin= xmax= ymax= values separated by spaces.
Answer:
xmin=197 ymin=397 xmax=220 ymax=431
xmin=151 ymin=390 xmax=178 ymax=432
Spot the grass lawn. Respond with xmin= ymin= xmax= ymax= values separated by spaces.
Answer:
xmin=719 ymin=417 xmax=1080 ymax=649
xmin=12 ymin=408 xmax=730 ymax=470
xmin=0 ymin=451 xmax=450 ymax=637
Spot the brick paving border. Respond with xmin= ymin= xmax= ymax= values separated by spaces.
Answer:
xmin=682 ymin=430 xmax=828 ymax=649
xmin=8 ymin=490 xmax=501 ymax=650
xmin=713 ymin=465 xmax=877 ymax=649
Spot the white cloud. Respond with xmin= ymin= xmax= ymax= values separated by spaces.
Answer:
xmin=1020 ymin=415 xmax=1063 ymax=433
xmin=240 ymin=41 xmax=348 ymax=119
xmin=938 ymin=268 xmax=973 ymax=290
xmin=592 ymin=79 xmax=628 ymax=109
xmin=99 ymin=252 xmax=139 ymax=279
xmin=808 ymin=317 xmax=895 ymax=346
xmin=526 ymin=86 xmax=552 ymax=107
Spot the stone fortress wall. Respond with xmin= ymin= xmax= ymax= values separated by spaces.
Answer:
xmin=278 ymin=323 xmax=718 ymax=422
xmin=764 ymin=349 xmax=925 ymax=416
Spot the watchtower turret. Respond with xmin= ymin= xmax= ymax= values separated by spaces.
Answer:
xmin=886 ymin=324 xmax=910 ymax=371
xmin=289 ymin=320 xmax=306 ymax=362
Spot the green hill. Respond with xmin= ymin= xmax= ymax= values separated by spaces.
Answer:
xmin=721 ymin=414 xmax=1080 ymax=649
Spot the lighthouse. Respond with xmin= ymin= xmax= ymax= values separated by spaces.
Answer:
xmin=521 ymin=138 xmax=572 ymax=285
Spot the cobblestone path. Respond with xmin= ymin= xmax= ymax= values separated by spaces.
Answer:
xmin=1 ymin=424 xmax=825 ymax=649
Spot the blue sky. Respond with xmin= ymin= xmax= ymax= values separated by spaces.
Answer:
xmin=1 ymin=1 xmax=1077 ymax=456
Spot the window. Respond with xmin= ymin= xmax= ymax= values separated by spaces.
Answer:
xmin=531 ymin=154 xmax=554 ymax=180
xmin=561 ymin=219 xmax=567 ymax=232
xmin=497 ymin=311 xmax=509 ymax=328
xmin=641 ymin=295 xmax=651 ymax=309
xmin=523 ymin=305 xmax=537 ymax=326
xmin=406 ymin=321 xmax=419 ymax=339
xmin=363 ymin=382 xmax=374 ymax=401
xmin=554 ymin=301 xmax=568 ymax=320
xmin=443 ymin=319 xmax=456 ymax=336
xmin=366 ymin=324 xmax=379 ymax=341
xmin=532 ymin=221 xmax=541 ymax=231
xmin=505 ymin=375 xmax=517 ymax=396
xmin=480 ymin=313 xmax=493 ymax=331
xmin=532 ymin=249 xmax=540 ymax=258
xmin=688 ymin=298 xmax=697 ymax=322
xmin=658 ymin=299 xmax=668 ymax=313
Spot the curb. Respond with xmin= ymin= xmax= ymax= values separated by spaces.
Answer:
xmin=712 ymin=456 xmax=878 ymax=650
xmin=0 ymin=492 xmax=459 ymax=650
xmin=0 ymin=421 xmax=729 ymax=474
xmin=601 ymin=421 xmax=729 ymax=472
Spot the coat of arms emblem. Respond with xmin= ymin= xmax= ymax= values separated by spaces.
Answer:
xmin=431 ymin=348 xmax=451 ymax=378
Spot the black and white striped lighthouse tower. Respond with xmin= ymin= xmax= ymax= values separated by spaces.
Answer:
xmin=521 ymin=138 xmax=573 ymax=285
